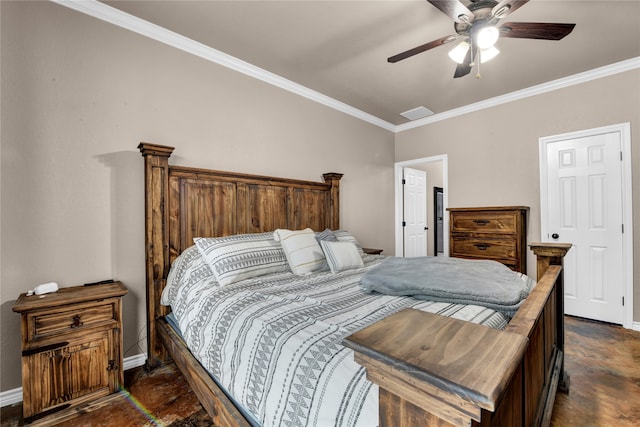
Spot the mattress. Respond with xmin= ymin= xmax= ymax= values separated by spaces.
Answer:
xmin=161 ymin=245 xmax=509 ymax=427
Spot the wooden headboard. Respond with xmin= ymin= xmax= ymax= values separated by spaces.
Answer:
xmin=138 ymin=142 xmax=343 ymax=365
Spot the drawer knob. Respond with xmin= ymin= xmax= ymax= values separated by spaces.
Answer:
xmin=474 ymin=243 xmax=490 ymax=250
xmin=71 ymin=315 xmax=83 ymax=328
xmin=473 ymin=219 xmax=490 ymax=225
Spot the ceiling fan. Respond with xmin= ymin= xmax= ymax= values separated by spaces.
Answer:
xmin=388 ymin=0 xmax=576 ymax=78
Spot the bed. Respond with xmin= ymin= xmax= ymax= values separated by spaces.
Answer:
xmin=138 ymin=142 xmax=571 ymax=427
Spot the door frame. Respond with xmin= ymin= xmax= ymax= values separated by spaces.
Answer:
xmin=434 ymin=186 xmax=444 ymax=256
xmin=395 ymin=155 xmax=448 ymax=258
xmin=539 ymin=122 xmax=633 ymax=329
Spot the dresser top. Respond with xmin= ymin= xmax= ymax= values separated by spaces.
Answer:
xmin=12 ymin=281 xmax=128 ymax=313
xmin=447 ymin=206 xmax=529 ymax=212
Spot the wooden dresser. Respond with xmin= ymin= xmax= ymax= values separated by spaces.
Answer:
xmin=12 ymin=281 xmax=127 ymax=423
xmin=448 ymin=206 xmax=529 ymax=273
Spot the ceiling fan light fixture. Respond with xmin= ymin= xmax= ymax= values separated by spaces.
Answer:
xmin=448 ymin=41 xmax=470 ymax=64
xmin=480 ymin=46 xmax=500 ymax=63
xmin=476 ymin=26 xmax=499 ymax=49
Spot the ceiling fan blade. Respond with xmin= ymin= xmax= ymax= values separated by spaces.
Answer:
xmin=388 ymin=35 xmax=456 ymax=63
xmin=500 ymin=22 xmax=576 ymax=40
xmin=427 ymin=0 xmax=474 ymax=24
xmin=453 ymin=62 xmax=472 ymax=78
xmin=453 ymin=46 xmax=473 ymax=78
xmin=491 ymin=0 xmax=529 ymax=19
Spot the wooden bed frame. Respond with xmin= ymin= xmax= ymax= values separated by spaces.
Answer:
xmin=139 ymin=142 xmax=570 ymax=427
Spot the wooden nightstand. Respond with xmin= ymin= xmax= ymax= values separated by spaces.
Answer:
xmin=362 ymin=248 xmax=383 ymax=255
xmin=12 ymin=281 xmax=128 ymax=423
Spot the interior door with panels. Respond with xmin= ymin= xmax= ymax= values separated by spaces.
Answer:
xmin=403 ymin=167 xmax=427 ymax=257
xmin=543 ymin=129 xmax=625 ymax=325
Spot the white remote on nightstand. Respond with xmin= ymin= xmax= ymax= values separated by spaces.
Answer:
xmin=33 ymin=282 xmax=59 ymax=295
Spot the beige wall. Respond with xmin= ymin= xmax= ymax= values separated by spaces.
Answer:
xmin=0 ymin=1 xmax=395 ymax=392
xmin=395 ymin=69 xmax=640 ymax=321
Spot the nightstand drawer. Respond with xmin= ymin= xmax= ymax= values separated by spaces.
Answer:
xmin=29 ymin=301 xmax=117 ymax=341
xmin=451 ymin=212 xmax=518 ymax=234
xmin=450 ymin=238 xmax=517 ymax=260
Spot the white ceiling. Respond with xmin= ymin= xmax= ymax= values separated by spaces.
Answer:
xmin=91 ymin=1 xmax=640 ymax=128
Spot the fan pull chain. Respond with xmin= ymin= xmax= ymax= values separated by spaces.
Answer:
xmin=476 ymin=58 xmax=482 ymax=79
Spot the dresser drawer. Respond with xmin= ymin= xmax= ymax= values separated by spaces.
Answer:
xmin=450 ymin=212 xmax=518 ymax=234
xmin=450 ymin=238 xmax=517 ymax=260
xmin=28 ymin=301 xmax=117 ymax=341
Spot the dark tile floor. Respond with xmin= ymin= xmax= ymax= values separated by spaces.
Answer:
xmin=0 ymin=363 xmax=211 ymax=427
xmin=550 ymin=316 xmax=640 ymax=426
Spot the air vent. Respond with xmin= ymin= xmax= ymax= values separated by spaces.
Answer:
xmin=400 ymin=106 xmax=434 ymax=121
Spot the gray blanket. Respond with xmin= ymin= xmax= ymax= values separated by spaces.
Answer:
xmin=360 ymin=256 xmax=533 ymax=317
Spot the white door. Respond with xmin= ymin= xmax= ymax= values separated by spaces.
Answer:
xmin=403 ymin=167 xmax=427 ymax=257
xmin=543 ymin=130 xmax=624 ymax=324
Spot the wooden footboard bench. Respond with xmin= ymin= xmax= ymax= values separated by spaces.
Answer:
xmin=344 ymin=244 xmax=570 ymax=427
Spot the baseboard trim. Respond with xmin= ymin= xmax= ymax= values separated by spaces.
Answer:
xmin=0 ymin=388 xmax=23 ymax=409
xmin=123 ymin=352 xmax=147 ymax=371
xmin=633 ymin=322 xmax=640 ymax=332
xmin=0 ymin=353 xmax=147 ymax=408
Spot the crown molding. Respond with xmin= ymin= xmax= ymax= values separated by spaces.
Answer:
xmin=396 ymin=56 xmax=640 ymax=133
xmin=50 ymin=0 xmax=396 ymax=132
xmin=51 ymin=1 xmax=638 ymax=135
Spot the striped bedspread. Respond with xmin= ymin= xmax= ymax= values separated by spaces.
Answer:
xmin=162 ymin=247 xmax=509 ymax=427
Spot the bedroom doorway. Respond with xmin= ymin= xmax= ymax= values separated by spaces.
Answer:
xmin=394 ymin=155 xmax=448 ymax=258
xmin=434 ymin=187 xmax=444 ymax=256
xmin=539 ymin=123 xmax=633 ymax=328
xmin=402 ymin=167 xmax=427 ymax=257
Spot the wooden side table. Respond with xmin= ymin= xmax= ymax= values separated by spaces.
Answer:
xmin=362 ymin=248 xmax=383 ymax=255
xmin=12 ymin=281 xmax=128 ymax=423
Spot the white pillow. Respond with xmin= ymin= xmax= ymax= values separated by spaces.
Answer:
xmin=194 ymin=232 xmax=289 ymax=286
xmin=162 ymin=245 xmax=215 ymax=306
xmin=320 ymin=240 xmax=364 ymax=273
xmin=332 ymin=230 xmax=364 ymax=255
xmin=316 ymin=228 xmax=338 ymax=243
xmin=274 ymin=228 xmax=325 ymax=275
